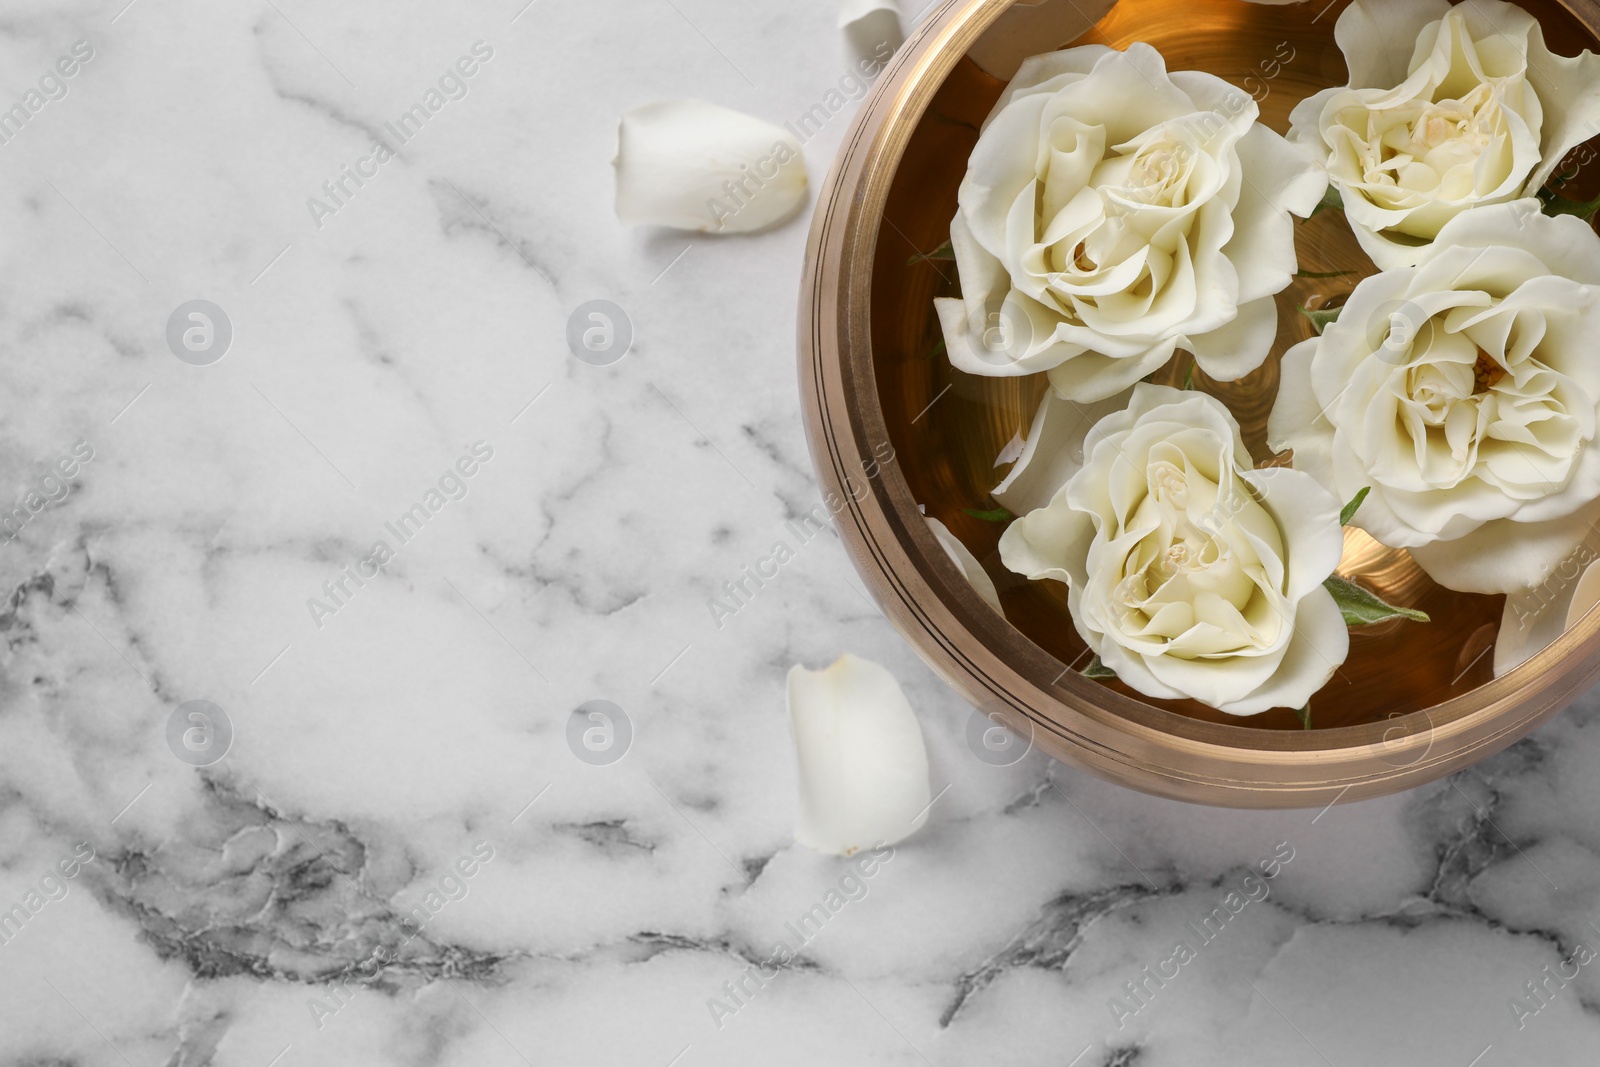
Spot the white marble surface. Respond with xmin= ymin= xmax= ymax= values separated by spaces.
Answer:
xmin=3 ymin=1 xmax=1600 ymax=1065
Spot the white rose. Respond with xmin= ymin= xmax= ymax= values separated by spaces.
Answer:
xmin=999 ymin=384 xmax=1348 ymax=714
xmin=1268 ymin=201 xmax=1600 ymax=595
xmin=936 ymin=43 xmax=1324 ymax=403
xmin=1289 ymin=0 xmax=1600 ymax=270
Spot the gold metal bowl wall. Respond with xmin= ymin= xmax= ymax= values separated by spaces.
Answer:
xmin=798 ymin=0 xmax=1600 ymax=806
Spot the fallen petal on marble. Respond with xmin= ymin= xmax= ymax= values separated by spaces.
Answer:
xmin=839 ymin=0 xmax=903 ymax=67
xmin=786 ymin=654 xmax=931 ymax=856
xmin=613 ymin=100 xmax=808 ymax=234
xmin=1495 ymin=553 xmax=1600 ymax=677
xmin=926 ymin=516 xmax=1003 ymax=614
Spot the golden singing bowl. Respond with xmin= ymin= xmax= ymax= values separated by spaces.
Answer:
xmin=798 ymin=0 xmax=1600 ymax=806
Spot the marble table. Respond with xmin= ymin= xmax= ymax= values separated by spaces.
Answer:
xmin=2 ymin=1 xmax=1598 ymax=1064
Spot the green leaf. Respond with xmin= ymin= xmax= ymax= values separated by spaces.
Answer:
xmin=907 ymin=240 xmax=955 ymax=265
xmin=1538 ymin=187 xmax=1600 ymax=222
xmin=1183 ymin=361 xmax=1196 ymax=390
xmin=1550 ymin=162 xmax=1583 ymax=190
xmin=1082 ymin=655 xmax=1117 ymax=680
xmin=1339 ymin=486 xmax=1370 ymax=527
xmin=1294 ymin=268 xmax=1358 ymax=280
xmin=1299 ymin=304 xmax=1343 ymax=334
xmin=1293 ymin=703 xmax=1311 ymax=730
xmin=1538 ymin=167 xmax=1600 ymax=221
xmin=1324 ymin=574 xmax=1431 ymax=626
xmin=963 ymin=507 xmax=1014 ymax=523
xmin=1307 ymin=186 xmax=1344 ymax=219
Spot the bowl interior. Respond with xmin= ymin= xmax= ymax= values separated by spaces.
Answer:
xmin=872 ymin=0 xmax=1600 ymax=731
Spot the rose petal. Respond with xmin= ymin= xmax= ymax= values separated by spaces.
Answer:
xmin=958 ymin=92 xmax=1053 ymax=256
xmin=1038 ymin=44 xmax=1199 ymax=142
xmin=1215 ymin=586 xmax=1349 ymax=715
xmin=838 ymin=0 xmax=902 ymax=69
xmin=998 ymin=496 xmax=1094 ymax=592
xmin=1484 ymin=0 xmax=1600 ymax=193
xmin=1494 ymin=535 xmax=1600 ymax=677
xmin=1085 ymin=382 xmax=1250 ymax=461
xmin=1265 ymin=338 xmax=1334 ymax=478
xmin=1335 ymin=0 xmax=1453 ymax=89
xmin=1409 ymin=497 xmax=1600 ymax=594
xmin=981 ymin=38 xmax=1111 ymax=96
xmin=1184 ymin=296 xmax=1279 ymax=383
xmin=926 ymin=517 xmax=1003 ymax=614
xmin=937 ymin=294 xmax=1087 ymax=379
xmin=947 ymin=211 xmax=1011 ymax=330
xmin=1225 ymin=124 xmax=1326 ymax=302
xmin=1139 ymin=624 xmax=1292 ymax=710
xmin=614 ymin=100 xmax=807 ymax=233
xmin=993 ymin=388 xmax=1132 ymax=516
xmin=1044 ymin=339 xmax=1176 ymax=403
xmin=1421 ymin=199 xmax=1600 ymax=286
xmin=1570 ymin=567 xmax=1600 ymax=629
xmin=1240 ymin=467 xmax=1346 ymax=604
xmin=786 ymin=654 xmax=931 ymax=857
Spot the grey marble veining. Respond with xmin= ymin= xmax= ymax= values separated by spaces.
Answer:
xmin=2 ymin=1 xmax=1600 ymax=1065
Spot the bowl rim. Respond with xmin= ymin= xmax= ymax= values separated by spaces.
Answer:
xmin=798 ymin=0 xmax=1600 ymax=806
